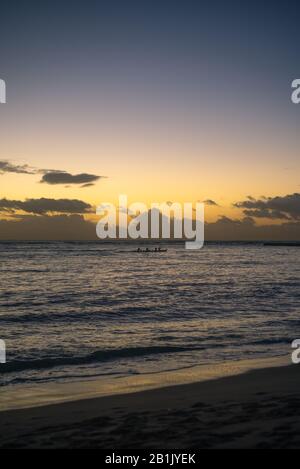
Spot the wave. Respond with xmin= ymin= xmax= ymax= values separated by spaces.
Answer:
xmin=2 ymin=345 xmax=199 ymax=373
xmin=248 ymin=337 xmax=290 ymax=346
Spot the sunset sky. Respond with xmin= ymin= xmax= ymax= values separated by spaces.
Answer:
xmin=0 ymin=1 xmax=300 ymax=239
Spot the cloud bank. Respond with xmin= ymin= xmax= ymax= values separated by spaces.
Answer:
xmin=0 ymin=215 xmax=96 ymax=241
xmin=0 ymin=198 xmax=93 ymax=215
xmin=234 ymin=193 xmax=300 ymax=220
xmin=0 ymin=191 xmax=299 ymax=241
xmin=0 ymin=214 xmax=299 ymax=241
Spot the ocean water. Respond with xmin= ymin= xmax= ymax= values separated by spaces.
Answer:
xmin=0 ymin=242 xmax=299 ymax=388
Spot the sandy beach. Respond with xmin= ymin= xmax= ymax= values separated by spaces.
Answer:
xmin=1 ymin=362 xmax=300 ymax=449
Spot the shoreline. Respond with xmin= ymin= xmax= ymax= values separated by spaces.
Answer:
xmin=1 ymin=357 xmax=300 ymax=448
xmin=0 ymin=355 xmax=289 ymax=412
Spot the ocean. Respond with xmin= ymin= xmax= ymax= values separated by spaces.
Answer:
xmin=0 ymin=242 xmax=299 ymax=389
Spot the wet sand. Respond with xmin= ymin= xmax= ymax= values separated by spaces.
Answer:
xmin=1 ymin=363 xmax=300 ymax=448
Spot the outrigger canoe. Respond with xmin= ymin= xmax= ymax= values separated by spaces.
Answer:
xmin=135 ymin=249 xmax=168 ymax=253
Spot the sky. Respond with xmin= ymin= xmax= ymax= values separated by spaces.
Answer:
xmin=0 ymin=0 xmax=300 ymax=240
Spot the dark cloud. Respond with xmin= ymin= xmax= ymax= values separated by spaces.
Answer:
xmin=215 ymin=215 xmax=242 ymax=225
xmin=243 ymin=209 xmax=290 ymax=220
xmin=0 ymin=160 xmax=104 ymax=188
xmin=0 ymin=215 xmax=97 ymax=240
xmin=205 ymin=216 xmax=300 ymax=241
xmin=203 ymin=199 xmax=219 ymax=206
xmin=80 ymin=183 xmax=95 ymax=188
xmin=0 ymin=213 xmax=299 ymax=241
xmin=0 ymin=198 xmax=92 ymax=215
xmin=234 ymin=193 xmax=300 ymax=220
xmin=0 ymin=160 xmax=36 ymax=175
xmin=40 ymin=171 xmax=101 ymax=185
xmin=242 ymin=216 xmax=256 ymax=226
